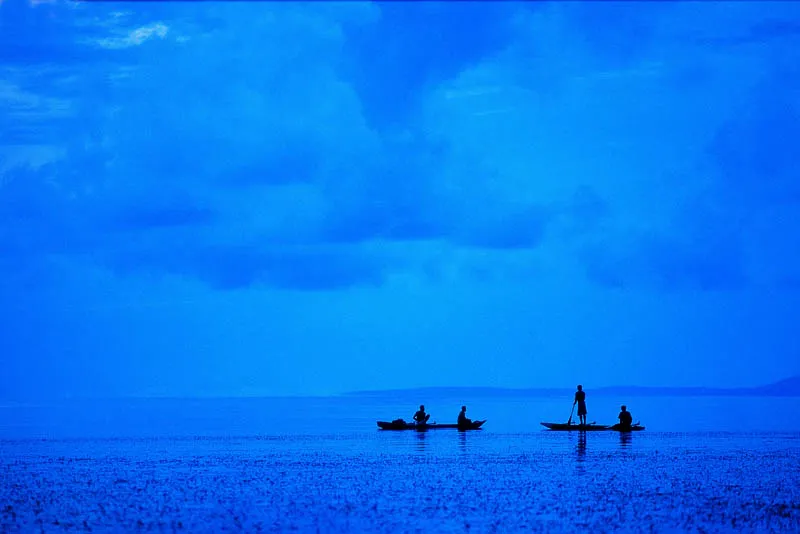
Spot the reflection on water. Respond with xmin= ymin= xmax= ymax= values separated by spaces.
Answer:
xmin=619 ymin=432 xmax=633 ymax=448
xmin=415 ymin=430 xmax=426 ymax=452
xmin=458 ymin=430 xmax=467 ymax=455
xmin=573 ymin=432 xmax=588 ymax=475
xmin=576 ymin=432 xmax=587 ymax=462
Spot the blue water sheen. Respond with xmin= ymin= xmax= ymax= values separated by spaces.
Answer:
xmin=2 ymin=397 xmax=799 ymax=531
xmin=2 ymin=395 xmax=800 ymax=439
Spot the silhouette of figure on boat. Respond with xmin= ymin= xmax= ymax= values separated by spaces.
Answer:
xmin=574 ymin=385 xmax=587 ymax=425
xmin=413 ymin=405 xmax=430 ymax=425
xmin=617 ymin=405 xmax=633 ymax=430
xmin=457 ymin=405 xmax=472 ymax=428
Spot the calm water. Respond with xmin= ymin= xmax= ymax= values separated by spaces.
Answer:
xmin=2 ymin=396 xmax=800 ymax=532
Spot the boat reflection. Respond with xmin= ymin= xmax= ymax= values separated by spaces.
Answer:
xmin=619 ymin=431 xmax=633 ymax=448
xmin=458 ymin=429 xmax=468 ymax=455
xmin=415 ymin=430 xmax=427 ymax=452
xmin=576 ymin=431 xmax=587 ymax=462
xmin=571 ymin=431 xmax=588 ymax=475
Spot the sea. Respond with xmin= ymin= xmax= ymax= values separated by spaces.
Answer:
xmin=2 ymin=394 xmax=799 ymax=532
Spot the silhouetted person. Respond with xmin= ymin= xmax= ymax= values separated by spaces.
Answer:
xmin=457 ymin=405 xmax=472 ymax=427
xmin=574 ymin=385 xmax=587 ymax=425
xmin=413 ymin=405 xmax=430 ymax=425
xmin=618 ymin=405 xmax=633 ymax=430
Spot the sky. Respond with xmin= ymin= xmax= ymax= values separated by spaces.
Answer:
xmin=1 ymin=0 xmax=800 ymax=400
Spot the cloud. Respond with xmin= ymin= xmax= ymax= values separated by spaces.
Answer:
xmin=0 ymin=0 xmax=126 ymax=66
xmin=4 ymin=0 xmax=800 ymax=296
xmin=218 ymin=139 xmax=324 ymax=189
xmin=581 ymin=230 xmax=749 ymax=292
xmin=453 ymin=205 xmax=550 ymax=250
xmin=110 ymin=202 xmax=216 ymax=231
xmin=0 ymin=79 xmax=70 ymax=114
xmin=95 ymin=22 xmax=169 ymax=49
xmin=342 ymin=1 xmax=520 ymax=129
xmin=694 ymin=17 xmax=800 ymax=48
xmin=0 ymin=2 xmax=396 ymax=292
xmin=708 ymin=88 xmax=800 ymax=206
xmin=107 ymin=243 xmax=388 ymax=291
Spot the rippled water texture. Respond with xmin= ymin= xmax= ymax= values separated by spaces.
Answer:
xmin=2 ymin=398 xmax=800 ymax=532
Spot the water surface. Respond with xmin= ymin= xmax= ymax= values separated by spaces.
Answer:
xmin=2 ymin=396 xmax=799 ymax=532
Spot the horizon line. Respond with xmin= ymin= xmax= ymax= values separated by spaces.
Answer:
xmin=1 ymin=375 xmax=797 ymax=404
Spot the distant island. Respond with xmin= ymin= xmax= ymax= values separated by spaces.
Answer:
xmin=347 ymin=375 xmax=800 ymax=398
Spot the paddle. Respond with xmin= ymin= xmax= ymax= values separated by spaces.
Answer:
xmin=567 ymin=402 xmax=576 ymax=425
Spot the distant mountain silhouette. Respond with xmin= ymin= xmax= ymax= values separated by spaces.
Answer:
xmin=348 ymin=376 xmax=800 ymax=398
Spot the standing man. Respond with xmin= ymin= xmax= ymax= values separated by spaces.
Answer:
xmin=574 ymin=385 xmax=587 ymax=426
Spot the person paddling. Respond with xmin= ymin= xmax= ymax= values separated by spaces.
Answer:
xmin=618 ymin=405 xmax=633 ymax=430
xmin=574 ymin=385 xmax=587 ymax=426
xmin=413 ymin=405 xmax=430 ymax=426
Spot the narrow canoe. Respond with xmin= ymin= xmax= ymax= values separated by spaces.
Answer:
xmin=540 ymin=422 xmax=610 ymax=431
xmin=610 ymin=424 xmax=646 ymax=432
xmin=541 ymin=422 xmax=646 ymax=431
xmin=377 ymin=420 xmax=486 ymax=431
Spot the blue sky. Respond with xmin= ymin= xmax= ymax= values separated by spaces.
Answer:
xmin=2 ymin=1 xmax=799 ymax=399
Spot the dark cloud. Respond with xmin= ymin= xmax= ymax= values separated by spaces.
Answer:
xmin=219 ymin=141 xmax=323 ymax=188
xmin=0 ymin=159 xmax=387 ymax=292
xmin=0 ymin=41 xmax=121 ymax=66
xmin=323 ymin=193 xmax=551 ymax=251
xmin=582 ymin=232 xmax=748 ymax=292
xmin=15 ymin=1 xmax=795 ymax=298
xmin=580 ymin=197 xmax=750 ymax=292
xmin=695 ymin=18 xmax=800 ymax=48
xmin=111 ymin=202 xmax=217 ymax=231
xmin=563 ymin=3 xmax=667 ymax=67
xmin=108 ymin=243 xmax=388 ymax=291
xmin=0 ymin=164 xmax=89 ymax=257
xmin=562 ymin=185 xmax=610 ymax=237
xmin=0 ymin=122 xmax=68 ymax=145
xmin=0 ymin=2 xmax=563 ymax=298
xmin=341 ymin=2 xmax=519 ymax=129
xmin=323 ymin=199 xmax=446 ymax=244
xmin=319 ymin=140 xmax=450 ymax=244
xmin=642 ymin=233 xmax=748 ymax=291
xmin=777 ymin=275 xmax=800 ymax=290
xmin=455 ymin=206 xmax=550 ymax=250
xmin=577 ymin=60 xmax=800 ymax=293
xmin=318 ymin=162 xmax=552 ymax=251
xmin=708 ymin=92 xmax=800 ymax=206
xmin=750 ymin=18 xmax=800 ymax=41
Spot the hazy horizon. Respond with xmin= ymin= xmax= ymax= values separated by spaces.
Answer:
xmin=2 ymin=373 xmax=796 ymax=403
xmin=3 ymin=1 xmax=800 ymax=400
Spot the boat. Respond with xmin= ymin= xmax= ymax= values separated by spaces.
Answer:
xmin=377 ymin=420 xmax=486 ymax=431
xmin=540 ymin=422 xmax=610 ymax=431
xmin=541 ymin=422 xmax=645 ymax=431
xmin=610 ymin=424 xmax=645 ymax=432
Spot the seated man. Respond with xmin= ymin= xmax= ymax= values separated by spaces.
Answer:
xmin=457 ymin=405 xmax=472 ymax=427
xmin=413 ymin=404 xmax=430 ymax=425
xmin=618 ymin=405 xmax=633 ymax=429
